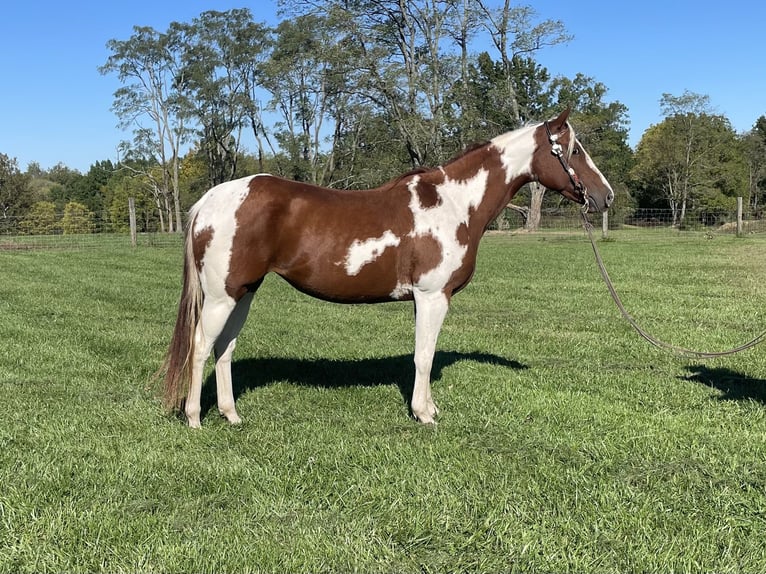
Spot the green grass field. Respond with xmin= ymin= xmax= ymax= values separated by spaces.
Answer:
xmin=1 ymin=232 xmax=765 ymax=573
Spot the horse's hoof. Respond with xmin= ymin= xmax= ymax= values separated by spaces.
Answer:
xmin=412 ymin=411 xmax=437 ymax=425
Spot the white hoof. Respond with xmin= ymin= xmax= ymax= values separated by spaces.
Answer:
xmin=222 ymin=412 xmax=242 ymax=425
xmin=412 ymin=401 xmax=439 ymax=424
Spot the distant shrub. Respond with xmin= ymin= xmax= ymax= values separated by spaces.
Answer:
xmin=20 ymin=201 xmax=58 ymax=235
xmin=62 ymin=201 xmax=95 ymax=234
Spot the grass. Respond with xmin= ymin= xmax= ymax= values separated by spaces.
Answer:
xmin=1 ymin=231 xmax=766 ymax=573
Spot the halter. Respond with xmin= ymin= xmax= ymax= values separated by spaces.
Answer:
xmin=544 ymin=121 xmax=589 ymax=211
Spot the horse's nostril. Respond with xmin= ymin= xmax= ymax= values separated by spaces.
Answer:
xmin=606 ymin=190 xmax=614 ymax=206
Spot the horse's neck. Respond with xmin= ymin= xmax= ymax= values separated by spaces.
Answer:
xmin=441 ymin=132 xmax=535 ymax=231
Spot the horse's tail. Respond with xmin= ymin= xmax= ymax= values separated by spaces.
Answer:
xmin=159 ymin=221 xmax=203 ymax=412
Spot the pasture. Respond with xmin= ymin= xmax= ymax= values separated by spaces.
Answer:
xmin=1 ymin=231 xmax=765 ymax=573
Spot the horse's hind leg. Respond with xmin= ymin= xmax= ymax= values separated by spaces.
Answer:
xmin=186 ymin=296 xmax=237 ymax=428
xmin=214 ymin=290 xmax=256 ymax=424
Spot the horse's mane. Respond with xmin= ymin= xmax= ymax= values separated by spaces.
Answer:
xmin=377 ymin=141 xmax=492 ymax=191
xmin=442 ymin=141 xmax=491 ymax=167
xmin=564 ymin=121 xmax=576 ymax=159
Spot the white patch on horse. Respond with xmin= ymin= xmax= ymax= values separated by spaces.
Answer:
xmin=390 ymin=281 xmax=413 ymax=300
xmin=491 ymin=125 xmax=537 ymax=184
xmin=191 ymin=175 xmax=256 ymax=299
xmin=583 ymin=146 xmax=612 ymax=190
xmin=408 ymin=170 xmax=488 ymax=292
xmin=342 ymin=230 xmax=401 ymax=276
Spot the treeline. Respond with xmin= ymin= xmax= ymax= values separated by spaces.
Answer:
xmin=1 ymin=1 xmax=765 ymax=235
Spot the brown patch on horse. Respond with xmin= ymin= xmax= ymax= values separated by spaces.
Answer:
xmin=412 ymin=233 xmax=443 ymax=283
xmin=415 ymin=180 xmax=442 ymax=209
xmin=192 ymin=226 xmax=214 ymax=272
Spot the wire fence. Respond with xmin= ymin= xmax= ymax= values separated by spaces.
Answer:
xmin=1 ymin=206 xmax=764 ymax=252
xmin=495 ymin=205 xmax=766 ymax=238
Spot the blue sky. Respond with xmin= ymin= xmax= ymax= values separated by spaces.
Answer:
xmin=1 ymin=0 xmax=764 ymax=173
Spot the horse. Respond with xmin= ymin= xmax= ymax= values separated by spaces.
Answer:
xmin=160 ymin=108 xmax=614 ymax=428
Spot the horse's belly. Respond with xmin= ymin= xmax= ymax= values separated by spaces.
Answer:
xmin=277 ymin=258 xmax=411 ymax=304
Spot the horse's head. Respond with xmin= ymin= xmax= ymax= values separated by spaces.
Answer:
xmin=532 ymin=109 xmax=614 ymax=213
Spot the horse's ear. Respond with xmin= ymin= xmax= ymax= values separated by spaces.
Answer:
xmin=549 ymin=107 xmax=571 ymax=132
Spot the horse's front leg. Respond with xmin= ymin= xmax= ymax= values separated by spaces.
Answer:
xmin=411 ymin=289 xmax=450 ymax=424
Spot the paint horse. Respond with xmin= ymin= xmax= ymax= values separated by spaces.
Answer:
xmin=161 ymin=109 xmax=614 ymax=428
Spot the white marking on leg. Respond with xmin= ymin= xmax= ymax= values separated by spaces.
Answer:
xmin=341 ymin=230 xmax=401 ymax=275
xmin=411 ymin=289 xmax=449 ymax=424
xmin=213 ymin=292 xmax=254 ymax=424
xmin=186 ymin=296 xmax=237 ymax=428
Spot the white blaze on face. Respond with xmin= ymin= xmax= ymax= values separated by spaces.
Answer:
xmin=342 ymin=230 xmax=401 ymax=276
xmin=191 ymin=175 xmax=260 ymax=299
xmin=581 ymin=140 xmax=613 ymax=191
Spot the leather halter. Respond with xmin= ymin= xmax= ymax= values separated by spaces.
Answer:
xmin=544 ymin=121 xmax=589 ymax=209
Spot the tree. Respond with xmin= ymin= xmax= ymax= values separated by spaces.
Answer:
xmin=742 ymin=115 xmax=766 ymax=212
xmin=62 ymin=201 xmax=95 ymax=234
xmin=474 ymin=0 xmax=571 ymax=128
xmin=101 ymin=26 xmax=190 ymax=232
xmin=0 ymin=154 xmax=32 ymax=229
xmin=263 ymin=14 xmax=335 ymax=181
xmin=172 ymin=9 xmax=272 ymax=187
xmin=104 ymin=168 xmax=154 ymax=232
xmin=20 ymin=201 xmax=58 ymax=235
xmin=67 ymin=160 xmax=115 ymax=213
xmin=44 ymin=163 xmax=84 ymax=210
xmin=631 ymin=91 xmax=745 ymax=224
xmin=279 ymin=0 xmax=460 ymax=169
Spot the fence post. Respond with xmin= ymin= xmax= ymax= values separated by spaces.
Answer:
xmin=602 ymin=211 xmax=608 ymax=239
xmin=736 ymin=197 xmax=743 ymax=237
xmin=129 ymin=197 xmax=137 ymax=247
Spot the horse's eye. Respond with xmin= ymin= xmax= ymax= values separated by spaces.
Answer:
xmin=572 ymin=147 xmax=580 ymax=155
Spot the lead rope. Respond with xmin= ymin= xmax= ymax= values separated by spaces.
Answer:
xmin=580 ymin=212 xmax=766 ymax=358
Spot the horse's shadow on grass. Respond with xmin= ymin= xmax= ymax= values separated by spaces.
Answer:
xmin=200 ymin=350 xmax=527 ymax=418
xmin=682 ymin=365 xmax=766 ymax=404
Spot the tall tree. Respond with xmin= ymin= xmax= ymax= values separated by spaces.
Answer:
xmin=172 ymin=9 xmax=271 ymax=187
xmin=631 ymin=91 xmax=744 ymax=224
xmin=100 ymin=26 xmax=190 ymax=232
xmin=263 ymin=14 xmax=341 ymax=182
xmin=280 ymin=0 xmax=459 ymax=168
xmin=0 ymin=154 xmax=32 ymax=227
xmin=280 ymin=0 xmax=571 ymax=172
xmin=742 ymin=115 xmax=766 ymax=212
xmin=474 ymin=0 xmax=571 ymax=128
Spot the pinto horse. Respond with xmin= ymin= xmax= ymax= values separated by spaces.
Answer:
xmin=161 ymin=109 xmax=614 ymax=427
